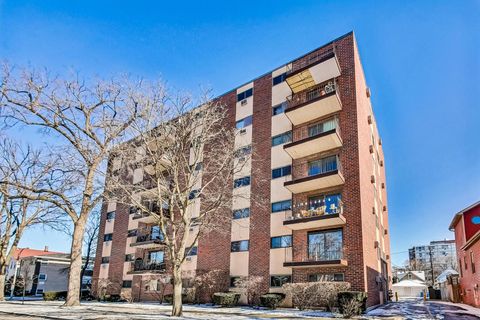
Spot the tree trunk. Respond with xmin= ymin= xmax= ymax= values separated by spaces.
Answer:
xmin=0 ymin=272 xmax=5 ymax=301
xmin=64 ymin=220 xmax=87 ymax=306
xmin=171 ymin=265 xmax=183 ymax=317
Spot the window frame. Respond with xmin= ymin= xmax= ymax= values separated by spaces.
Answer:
xmin=101 ymin=256 xmax=110 ymax=264
xmin=237 ymin=88 xmax=253 ymax=102
xmin=307 ymin=228 xmax=343 ymax=261
xmin=270 ymin=275 xmax=292 ymax=287
xmin=106 ymin=211 xmax=115 ymax=220
xmin=272 ymin=165 xmax=292 ymax=179
xmin=231 ymin=240 xmax=249 ymax=252
xmin=233 ymin=208 xmax=250 ymax=219
xmin=233 ymin=176 xmax=251 ymax=188
xmin=272 ymin=73 xmax=286 ymax=86
xmin=272 ymin=102 xmax=287 ymax=116
xmin=38 ymin=273 xmax=47 ymax=281
xmin=272 ymin=131 xmax=292 ymax=147
xmin=236 ymin=115 xmax=253 ymax=129
xmin=308 ymin=273 xmax=345 ymax=282
xmin=103 ymin=233 xmax=113 ymax=242
xmin=271 ymin=200 xmax=292 ymax=213
xmin=122 ymin=280 xmax=132 ymax=288
xmin=270 ymin=235 xmax=292 ymax=249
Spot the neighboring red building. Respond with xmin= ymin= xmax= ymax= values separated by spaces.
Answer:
xmin=449 ymin=201 xmax=480 ymax=307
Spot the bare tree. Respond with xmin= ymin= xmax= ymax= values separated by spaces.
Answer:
xmin=108 ymin=95 xmax=253 ymax=316
xmin=0 ymin=138 xmax=58 ymax=301
xmin=80 ymin=210 xmax=100 ymax=294
xmin=0 ymin=66 xmax=164 ymax=306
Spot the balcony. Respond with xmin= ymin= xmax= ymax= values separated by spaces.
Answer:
xmin=284 ymin=119 xmax=342 ymax=159
xmin=284 ymin=245 xmax=347 ymax=268
xmin=130 ymin=231 xmax=165 ymax=249
xmin=285 ymin=81 xmax=342 ymax=126
xmin=286 ymin=49 xmax=341 ymax=94
xmin=127 ymin=259 xmax=166 ymax=275
xmin=284 ymin=200 xmax=346 ymax=231
xmin=284 ymin=156 xmax=345 ymax=194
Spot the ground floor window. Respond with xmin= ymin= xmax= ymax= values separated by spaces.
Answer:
xmin=230 ymin=276 xmax=240 ymax=287
xmin=270 ymin=275 xmax=292 ymax=287
xmin=122 ymin=280 xmax=132 ymax=288
xmin=36 ymin=289 xmax=44 ymax=295
xmin=308 ymin=273 xmax=344 ymax=282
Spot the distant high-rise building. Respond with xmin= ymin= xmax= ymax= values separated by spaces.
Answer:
xmin=408 ymin=240 xmax=457 ymax=286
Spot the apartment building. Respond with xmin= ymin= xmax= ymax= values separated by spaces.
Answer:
xmin=92 ymin=31 xmax=391 ymax=307
xmin=408 ymin=239 xmax=457 ymax=286
xmin=449 ymin=201 xmax=480 ymax=307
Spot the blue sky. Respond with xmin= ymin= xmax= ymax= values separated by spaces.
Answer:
xmin=0 ymin=0 xmax=479 ymax=266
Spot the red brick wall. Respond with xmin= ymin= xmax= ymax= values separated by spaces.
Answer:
xmin=248 ymin=74 xmax=273 ymax=293
xmin=91 ymin=201 xmax=108 ymax=296
xmin=107 ymin=203 xmax=129 ymax=294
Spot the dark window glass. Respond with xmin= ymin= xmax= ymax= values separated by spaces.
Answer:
xmin=308 ymin=155 xmax=338 ymax=176
xmin=187 ymin=246 xmax=198 ymax=256
xmin=129 ymin=206 xmax=138 ymax=215
xmin=237 ymin=88 xmax=253 ymax=102
xmin=234 ymin=176 xmax=250 ymax=188
xmin=272 ymin=102 xmax=286 ymax=115
xmin=235 ymin=145 xmax=252 ymax=158
xmin=230 ymin=277 xmax=240 ymax=287
xmin=38 ymin=274 xmax=47 ymax=280
xmin=270 ymin=275 xmax=291 ymax=287
xmin=189 ymin=189 xmax=200 ymax=200
xmin=127 ymin=229 xmax=138 ymax=237
xmin=122 ymin=280 xmax=132 ymax=288
xmin=106 ymin=211 xmax=115 ymax=220
xmin=308 ymin=229 xmax=343 ymax=261
xmin=272 ymin=165 xmax=291 ymax=179
xmin=101 ymin=257 xmax=110 ymax=264
xmin=125 ymin=254 xmax=135 ymax=262
xmin=231 ymin=240 xmax=249 ymax=252
xmin=272 ymin=73 xmax=287 ymax=86
xmin=272 ymin=131 xmax=292 ymax=146
xmin=308 ymin=273 xmax=345 ymax=282
xmin=103 ymin=234 xmax=113 ymax=242
xmin=271 ymin=200 xmax=292 ymax=213
xmin=271 ymin=235 xmax=292 ymax=248
xmin=236 ymin=115 xmax=253 ymax=129
xmin=233 ymin=208 xmax=250 ymax=219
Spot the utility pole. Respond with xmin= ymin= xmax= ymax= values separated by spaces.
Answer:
xmin=428 ymin=245 xmax=435 ymax=287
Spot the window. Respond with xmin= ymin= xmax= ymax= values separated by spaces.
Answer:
xmin=272 ymin=131 xmax=292 ymax=146
xmin=231 ymin=240 xmax=249 ymax=252
xmin=101 ymin=257 xmax=110 ymax=264
xmin=308 ymin=155 xmax=338 ymax=176
xmin=150 ymin=225 xmax=164 ymax=241
xmin=38 ymin=274 xmax=47 ymax=281
xmin=122 ymin=280 xmax=132 ymax=288
xmin=272 ymin=165 xmax=291 ymax=179
xmin=106 ymin=211 xmax=115 ymax=220
xmin=270 ymin=275 xmax=291 ymax=287
xmin=233 ymin=208 xmax=250 ymax=219
xmin=236 ymin=115 xmax=253 ymax=129
xmin=308 ymin=273 xmax=344 ymax=282
xmin=459 ymin=259 xmax=463 ymax=277
xmin=272 ymin=102 xmax=287 ymax=115
xmin=129 ymin=206 xmax=138 ymax=215
xmin=103 ymin=233 xmax=113 ymax=242
xmin=465 ymin=256 xmax=468 ymax=270
xmin=187 ymin=246 xmax=198 ymax=256
xmin=308 ymin=118 xmax=336 ymax=137
xmin=149 ymin=251 xmax=165 ymax=263
xmin=235 ymin=145 xmax=252 ymax=158
xmin=36 ymin=289 xmax=44 ymax=295
xmin=127 ymin=229 xmax=137 ymax=237
xmin=125 ymin=254 xmax=135 ymax=262
xmin=471 ymin=252 xmax=476 ymax=273
xmin=190 ymin=162 xmax=203 ymax=171
xmin=237 ymin=88 xmax=253 ymax=102
xmin=271 ymin=200 xmax=292 ymax=213
xmin=308 ymin=229 xmax=343 ymax=261
xmin=271 ymin=235 xmax=292 ymax=248
xmin=189 ymin=189 xmax=200 ymax=200
xmin=230 ymin=277 xmax=240 ymax=287
xmin=272 ymin=73 xmax=286 ymax=86
xmin=234 ymin=176 xmax=250 ymax=188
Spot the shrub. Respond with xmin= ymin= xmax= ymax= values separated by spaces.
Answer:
xmin=233 ymin=276 xmax=264 ymax=305
xmin=338 ymin=291 xmax=367 ymax=316
xmin=259 ymin=293 xmax=285 ymax=309
xmin=212 ymin=292 xmax=240 ymax=307
xmin=283 ymin=282 xmax=351 ymax=310
xmin=163 ymin=294 xmax=188 ymax=304
xmin=43 ymin=291 xmax=68 ymax=301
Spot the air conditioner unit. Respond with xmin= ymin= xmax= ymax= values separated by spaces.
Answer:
xmin=374 ymin=241 xmax=379 ymax=248
xmin=384 ymin=229 xmax=388 ymax=235
xmin=372 ymin=207 xmax=376 ymax=215
xmin=366 ymin=87 xmax=371 ymax=98
xmin=379 ymin=160 xmax=384 ymax=167
xmin=367 ymin=115 xmax=372 ymax=124
xmin=240 ymin=99 xmax=248 ymax=106
xmin=371 ymin=175 xmax=375 ymax=183
xmin=369 ymin=145 xmax=374 ymax=154
xmin=381 ymin=183 xmax=385 ymax=189
xmin=239 ymin=128 xmax=247 ymax=134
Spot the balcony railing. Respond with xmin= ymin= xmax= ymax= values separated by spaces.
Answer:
xmin=286 ymin=80 xmax=338 ymax=111
xmin=286 ymin=199 xmax=344 ymax=222
xmin=131 ymin=259 xmax=166 ymax=273
xmin=286 ymin=47 xmax=335 ymax=75
xmin=284 ymin=244 xmax=346 ymax=267
xmin=136 ymin=232 xmax=164 ymax=244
